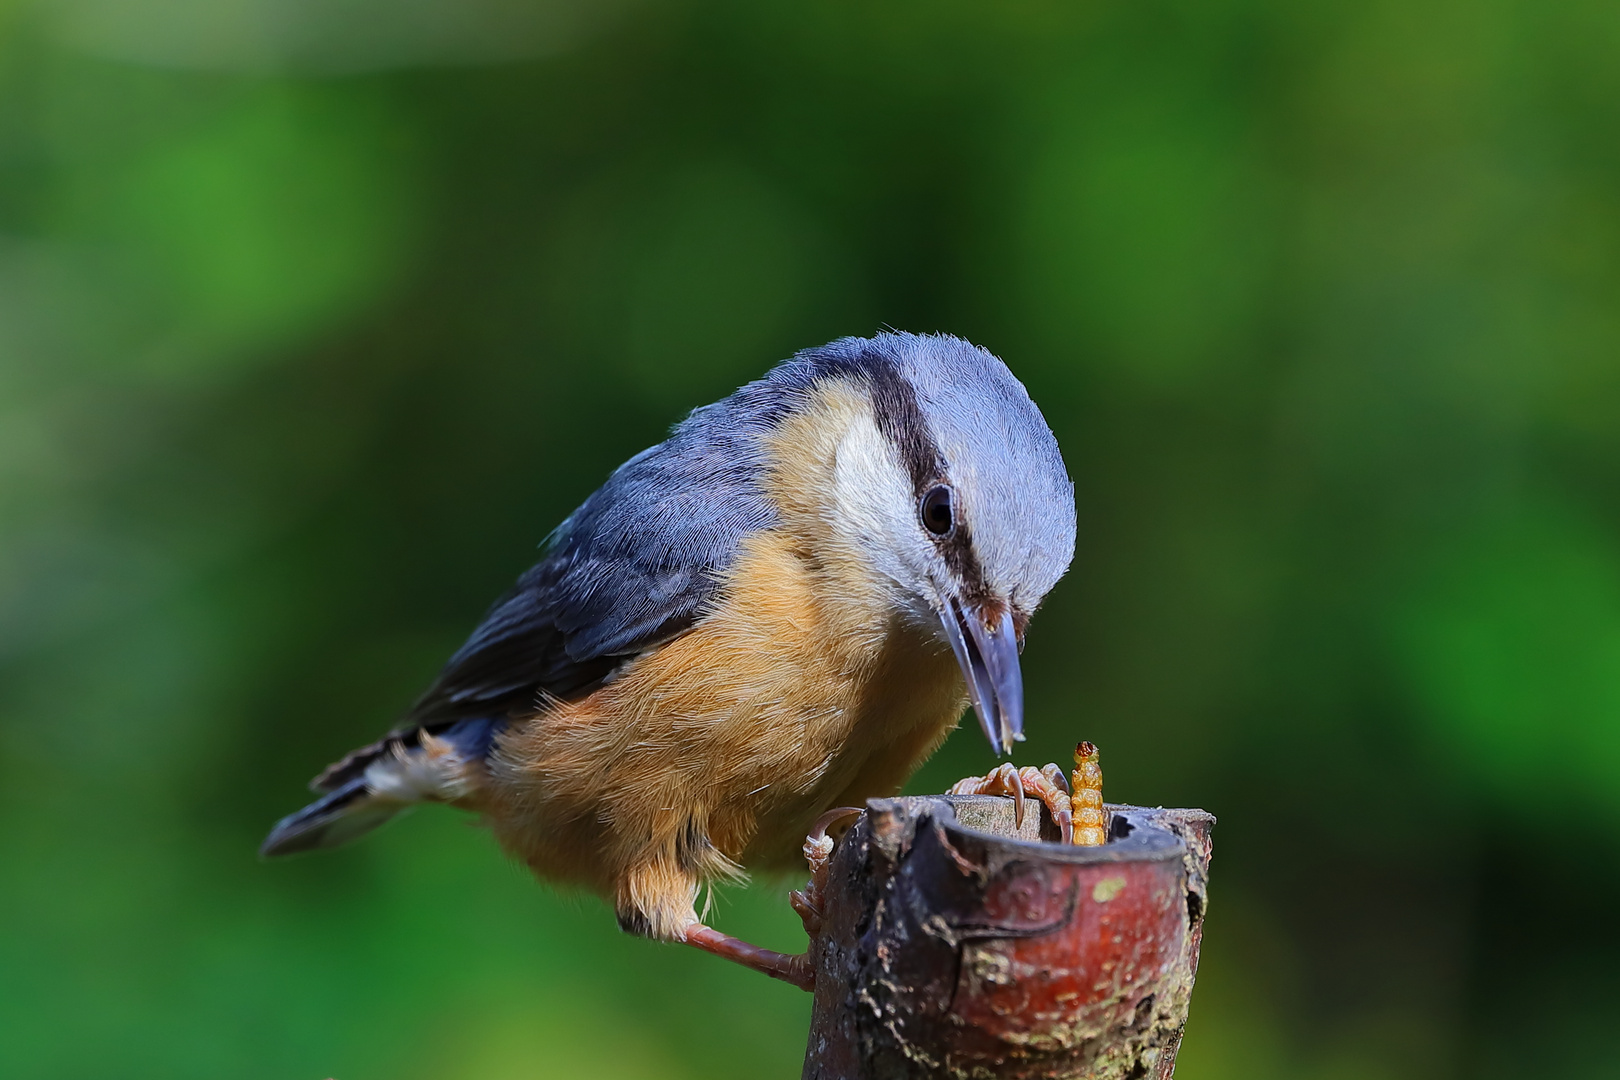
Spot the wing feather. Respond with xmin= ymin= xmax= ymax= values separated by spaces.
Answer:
xmin=402 ymin=398 xmax=780 ymax=730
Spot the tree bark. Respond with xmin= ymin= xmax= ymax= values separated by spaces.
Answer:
xmin=802 ymin=796 xmax=1214 ymax=1080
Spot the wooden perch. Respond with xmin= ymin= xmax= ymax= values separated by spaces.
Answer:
xmin=801 ymin=796 xmax=1214 ymax=1080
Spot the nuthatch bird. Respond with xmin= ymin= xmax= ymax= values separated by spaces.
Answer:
xmin=264 ymin=332 xmax=1076 ymax=988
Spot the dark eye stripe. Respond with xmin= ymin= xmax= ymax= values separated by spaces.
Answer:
xmin=802 ymin=345 xmax=991 ymax=600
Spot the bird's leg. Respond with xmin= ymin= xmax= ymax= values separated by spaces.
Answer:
xmin=680 ymin=924 xmax=816 ymax=990
xmin=949 ymin=761 xmax=1074 ymax=842
xmin=677 ymin=806 xmax=862 ymax=993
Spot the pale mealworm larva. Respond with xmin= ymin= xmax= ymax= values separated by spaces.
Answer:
xmin=1070 ymin=740 xmax=1106 ymax=846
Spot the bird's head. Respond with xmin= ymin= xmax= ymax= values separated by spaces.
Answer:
xmin=765 ymin=333 xmax=1076 ymax=756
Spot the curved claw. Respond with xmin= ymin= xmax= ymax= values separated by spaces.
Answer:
xmin=792 ymin=806 xmax=864 ymax=938
xmin=807 ymin=806 xmax=863 ymax=849
xmin=803 ymin=805 xmax=863 ymax=881
xmin=1039 ymin=763 xmax=1074 ymax=843
xmin=1004 ymin=763 xmax=1027 ymax=828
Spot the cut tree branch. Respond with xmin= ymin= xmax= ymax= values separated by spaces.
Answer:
xmin=802 ymin=795 xmax=1214 ymax=1080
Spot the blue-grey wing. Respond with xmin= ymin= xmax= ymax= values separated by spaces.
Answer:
xmin=403 ymin=400 xmax=779 ymax=729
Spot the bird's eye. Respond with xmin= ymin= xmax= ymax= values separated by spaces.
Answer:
xmin=920 ymin=484 xmax=955 ymax=536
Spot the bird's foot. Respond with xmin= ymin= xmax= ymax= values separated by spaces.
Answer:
xmin=789 ymin=806 xmax=862 ymax=936
xmin=677 ymin=807 xmax=862 ymax=993
xmin=949 ymin=761 xmax=1074 ymax=842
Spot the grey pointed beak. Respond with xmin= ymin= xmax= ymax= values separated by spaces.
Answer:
xmin=940 ymin=599 xmax=1024 ymax=757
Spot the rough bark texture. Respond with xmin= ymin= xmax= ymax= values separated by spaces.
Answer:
xmin=802 ymin=796 xmax=1214 ymax=1080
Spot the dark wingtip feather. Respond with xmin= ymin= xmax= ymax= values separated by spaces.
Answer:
xmin=259 ymin=778 xmax=401 ymax=858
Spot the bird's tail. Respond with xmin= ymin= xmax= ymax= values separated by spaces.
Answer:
xmin=259 ymin=717 xmax=500 ymax=858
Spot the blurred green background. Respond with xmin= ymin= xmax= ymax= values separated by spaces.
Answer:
xmin=3 ymin=0 xmax=1619 ymax=1076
